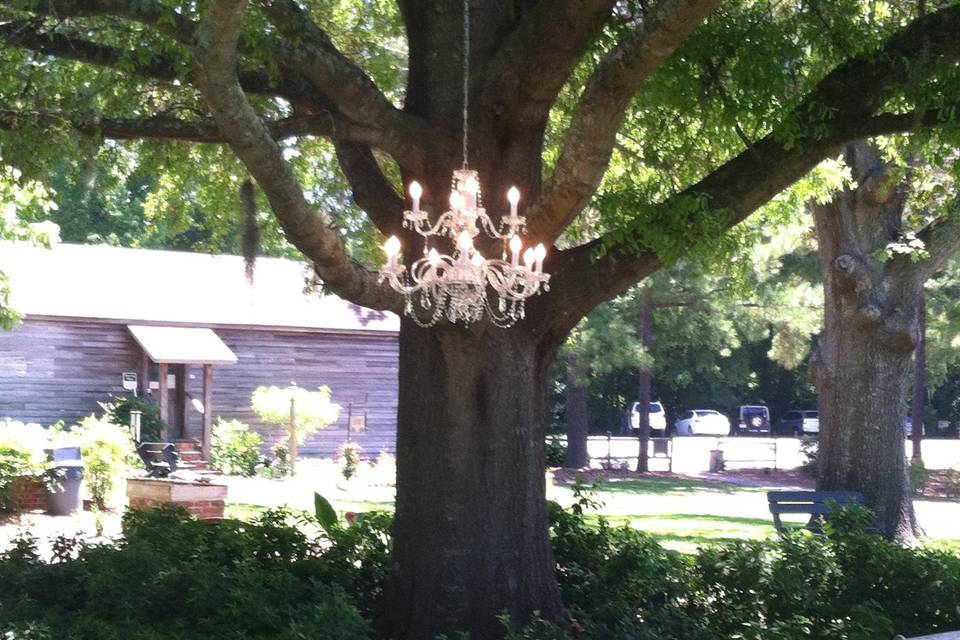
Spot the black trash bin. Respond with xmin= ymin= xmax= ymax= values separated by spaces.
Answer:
xmin=44 ymin=447 xmax=84 ymax=516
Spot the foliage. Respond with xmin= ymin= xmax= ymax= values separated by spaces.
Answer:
xmin=799 ymin=435 xmax=819 ymax=477
xmin=257 ymin=442 xmax=292 ymax=479
xmin=0 ymin=421 xmax=49 ymax=509
xmin=251 ymin=385 xmax=342 ymax=445
xmin=99 ymin=394 xmax=163 ymax=442
xmin=338 ymin=441 xmax=361 ymax=481
xmin=73 ymin=415 xmax=136 ymax=509
xmin=209 ymin=418 xmax=264 ymax=476
xmin=0 ymin=506 xmax=384 ymax=639
xmin=541 ymin=500 xmax=960 ymax=640
xmin=908 ymin=458 xmax=930 ymax=496
xmin=545 ymin=436 xmax=567 ymax=467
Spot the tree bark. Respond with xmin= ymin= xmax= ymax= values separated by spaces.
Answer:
xmin=383 ymin=321 xmax=565 ymax=640
xmin=912 ymin=292 xmax=926 ymax=461
xmin=563 ymin=353 xmax=589 ymax=469
xmin=636 ymin=288 xmax=654 ymax=473
xmin=811 ymin=142 xmax=919 ymax=543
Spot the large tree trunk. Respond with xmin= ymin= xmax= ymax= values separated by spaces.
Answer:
xmin=383 ymin=321 xmax=565 ymax=639
xmin=563 ymin=353 xmax=589 ymax=469
xmin=636 ymin=288 xmax=654 ymax=473
xmin=911 ymin=292 xmax=926 ymax=460
xmin=811 ymin=142 xmax=919 ymax=543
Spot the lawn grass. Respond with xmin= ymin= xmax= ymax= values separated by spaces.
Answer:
xmin=223 ymin=470 xmax=960 ymax=554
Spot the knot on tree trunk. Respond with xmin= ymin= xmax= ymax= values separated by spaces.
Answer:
xmin=880 ymin=307 xmax=919 ymax=352
xmin=832 ymin=253 xmax=873 ymax=295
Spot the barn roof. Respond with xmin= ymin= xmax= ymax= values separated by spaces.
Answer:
xmin=0 ymin=242 xmax=399 ymax=333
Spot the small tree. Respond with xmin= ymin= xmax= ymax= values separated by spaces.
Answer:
xmin=251 ymin=385 xmax=341 ymax=475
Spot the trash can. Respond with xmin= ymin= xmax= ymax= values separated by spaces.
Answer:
xmin=44 ymin=447 xmax=84 ymax=516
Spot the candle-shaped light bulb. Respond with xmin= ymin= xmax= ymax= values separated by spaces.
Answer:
xmin=449 ymin=190 xmax=465 ymax=211
xmin=456 ymin=230 xmax=474 ymax=252
xmin=471 ymin=251 xmax=485 ymax=268
xmin=509 ymin=234 xmax=522 ymax=267
xmin=523 ymin=247 xmax=535 ymax=270
xmin=409 ymin=181 xmax=422 ymax=213
xmin=534 ymin=243 xmax=546 ymax=274
xmin=463 ymin=175 xmax=479 ymax=208
xmin=428 ymin=248 xmax=441 ymax=267
xmin=384 ymin=235 xmax=401 ymax=267
xmin=507 ymin=186 xmax=520 ymax=218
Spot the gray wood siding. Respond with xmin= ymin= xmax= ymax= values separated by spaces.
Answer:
xmin=0 ymin=319 xmax=141 ymax=425
xmin=183 ymin=328 xmax=399 ymax=457
xmin=0 ymin=319 xmax=399 ymax=458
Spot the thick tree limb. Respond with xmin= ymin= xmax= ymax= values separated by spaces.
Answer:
xmin=544 ymin=3 xmax=960 ymax=334
xmin=254 ymin=0 xmax=420 ymax=136
xmin=479 ymin=0 xmax=616 ymax=125
xmin=0 ymin=19 xmax=308 ymax=99
xmin=529 ymin=0 xmax=723 ymax=240
xmin=334 ymin=142 xmax=404 ymax=237
xmin=915 ymin=207 xmax=960 ymax=280
xmin=0 ymin=108 xmax=381 ymax=144
xmin=193 ymin=0 xmax=400 ymax=312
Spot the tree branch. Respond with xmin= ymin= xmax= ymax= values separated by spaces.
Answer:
xmin=528 ymin=0 xmax=723 ymax=240
xmin=193 ymin=0 xmax=400 ymax=312
xmin=478 ymin=0 xmax=616 ymax=126
xmin=333 ymin=141 xmax=404 ymax=237
xmin=0 ymin=108 xmax=376 ymax=143
xmin=543 ymin=3 xmax=960 ymax=334
xmin=0 ymin=18 xmax=308 ymax=99
xmin=253 ymin=0 xmax=430 ymax=173
xmin=915 ymin=204 xmax=960 ymax=280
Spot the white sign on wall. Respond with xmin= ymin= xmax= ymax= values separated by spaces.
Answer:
xmin=122 ymin=372 xmax=138 ymax=391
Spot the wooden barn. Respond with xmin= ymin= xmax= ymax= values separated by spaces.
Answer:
xmin=0 ymin=242 xmax=399 ymax=458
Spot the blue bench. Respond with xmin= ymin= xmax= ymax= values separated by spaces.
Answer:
xmin=767 ymin=490 xmax=866 ymax=534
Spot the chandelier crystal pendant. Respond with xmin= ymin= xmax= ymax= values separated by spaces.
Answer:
xmin=377 ymin=0 xmax=550 ymax=328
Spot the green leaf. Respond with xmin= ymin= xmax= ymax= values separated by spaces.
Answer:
xmin=313 ymin=492 xmax=338 ymax=533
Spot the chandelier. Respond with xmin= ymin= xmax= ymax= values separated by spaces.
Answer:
xmin=377 ymin=0 xmax=550 ymax=328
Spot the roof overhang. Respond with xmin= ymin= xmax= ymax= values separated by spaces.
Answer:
xmin=128 ymin=325 xmax=238 ymax=365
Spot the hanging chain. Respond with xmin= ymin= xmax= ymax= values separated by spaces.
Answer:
xmin=462 ymin=0 xmax=470 ymax=169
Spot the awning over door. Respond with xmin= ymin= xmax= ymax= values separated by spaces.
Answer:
xmin=128 ymin=325 xmax=237 ymax=365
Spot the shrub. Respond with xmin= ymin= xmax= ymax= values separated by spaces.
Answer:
xmin=210 ymin=418 xmax=263 ymax=476
xmin=945 ymin=468 xmax=960 ymax=500
xmin=908 ymin=457 xmax=930 ymax=496
xmin=799 ymin=435 xmax=818 ymax=476
xmin=100 ymin=394 xmax=163 ymax=441
xmin=0 ymin=507 xmax=378 ymax=640
xmin=338 ymin=442 xmax=361 ymax=481
xmin=73 ymin=415 xmax=136 ymax=509
xmin=545 ymin=435 xmax=567 ymax=467
xmin=0 ymin=421 xmax=49 ymax=509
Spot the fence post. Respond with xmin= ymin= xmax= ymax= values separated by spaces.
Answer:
xmin=606 ymin=431 xmax=612 ymax=469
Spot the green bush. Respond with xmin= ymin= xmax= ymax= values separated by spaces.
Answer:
xmin=909 ymin=457 xmax=930 ymax=496
xmin=545 ymin=436 xmax=567 ymax=467
xmin=209 ymin=418 xmax=263 ymax=476
xmin=0 ymin=506 xmax=389 ymax=639
xmin=74 ymin=415 xmax=136 ymax=509
xmin=3 ymin=490 xmax=960 ymax=640
xmin=0 ymin=421 xmax=49 ymax=510
xmin=799 ymin=435 xmax=818 ymax=476
xmin=100 ymin=395 xmax=163 ymax=442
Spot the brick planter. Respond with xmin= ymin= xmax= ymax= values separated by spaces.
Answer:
xmin=126 ymin=476 xmax=227 ymax=520
xmin=7 ymin=476 xmax=47 ymax=512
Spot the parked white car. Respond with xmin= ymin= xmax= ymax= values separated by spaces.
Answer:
xmin=627 ymin=401 xmax=667 ymax=434
xmin=674 ymin=410 xmax=731 ymax=436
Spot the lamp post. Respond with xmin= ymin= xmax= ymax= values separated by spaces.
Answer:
xmin=130 ymin=409 xmax=142 ymax=443
xmin=287 ymin=382 xmax=298 ymax=477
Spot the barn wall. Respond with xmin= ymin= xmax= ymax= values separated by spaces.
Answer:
xmin=0 ymin=318 xmax=399 ymax=458
xmin=183 ymin=328 xmax=399 ymax=457
xmin=0 ymin=319 xmax=140 ymax=425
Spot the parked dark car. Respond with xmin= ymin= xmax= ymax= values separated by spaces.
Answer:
xmin=732 ymin=405 xmax=771 ymax=436
xmin=775 ymin=410 xmax=819 ymax=436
